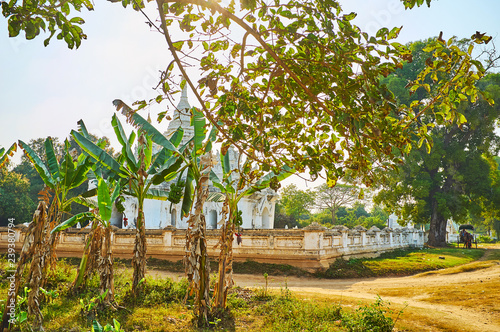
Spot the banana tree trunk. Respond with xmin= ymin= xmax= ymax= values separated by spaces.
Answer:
xmin=132 ymin=209 xmax=147 ymax=296
xmin=27 ymin=197 xmax=61 ymax=330
xmin=72 ymin=222 xmax=102 ymax=292
xmin=185 ymin=154 xmax=213 ymax=326
xmin=99 ymin=226 xmax=115 ymax=305
xmin=0 ymin=202 xmax=47 ymax=331
xmin=213 ymin=199 xmax=235 ymax=310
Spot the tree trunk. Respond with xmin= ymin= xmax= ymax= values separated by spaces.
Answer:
xmin=99 ymin=226 xmax=115 ymax=305
xmin=331 ymin=207 xmax=337 ymax=225
xmin=0 ymin=202 xmax=47 ymax=331
xmin=427 ymin=199 xmax=448 ymax=247
xmin=132 ymin=209 xmax=147 ymax=296
xmin=185 ymin=153 xmax=213 ymax=326
xmin=72 ymin=222 xmax=102 ymax=292
xmin=213 ymin=198 xmax=234 ymax=310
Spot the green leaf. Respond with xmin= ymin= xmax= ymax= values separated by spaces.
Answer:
xmin=44 ymin=137 xmax=59 ymax=181
xmin=98 ymin=178 xmax=112 ymax=221
xmin=73 ymin=196 xmax=98 ymax=209
xmin=18 ymin=140 xmax=55 ymax=189
xmin=207 ymin=192 xmax=225 ymax=202
xmin=125 ymin=111 xmax=180 ymax=155
xmin=112 ymin=114 xmax=138 ymax=172
xmin=181 ymin=168 xmax=194 ymax=217
xmin=145 ymin=187 xmax=170 ymax=200
xmin=71 ymin=131 xmax=125 ymax=179
xmin=246 ymin=165 xmax=294 ymax=195
xmin=51 ymin=212 xmax=94 ymax=233
xmin=76 ymin=119 xmax=91 ymax=138
xmin=191 ymin=107 xmax=206 ymax=154
xmin=151 ymin=156 xmax=183 ymax=185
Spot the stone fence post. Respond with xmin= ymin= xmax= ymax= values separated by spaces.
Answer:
xmin=303 ymin=222 xmax=326 ymax=251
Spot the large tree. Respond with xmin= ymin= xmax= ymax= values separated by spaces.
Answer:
xmin=315 ymin=183 xmax=359 ymax=224
xmin=375 ymin=42 xmax=500 ymax=247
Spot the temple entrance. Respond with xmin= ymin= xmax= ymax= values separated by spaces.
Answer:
xmin=208 ymin=210 xmax=218 ymax=229
xmin=262 ymin=207 xmax=270 ymax=229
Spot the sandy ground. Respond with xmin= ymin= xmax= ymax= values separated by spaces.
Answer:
xmin=148 ymin=247 xmax=500 ymax=332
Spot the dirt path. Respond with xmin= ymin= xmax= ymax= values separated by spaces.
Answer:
xmin=148 ymin=248 xmax=500 ymax=331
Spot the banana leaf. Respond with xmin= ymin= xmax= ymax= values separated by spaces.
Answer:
xmin=112 ymin=114 xmax=138 ymax=173
xmin=191 ymin=107 xmax=206 ymax=155
xmin=181 ymin=168 xmax=195 ymax=217
xmin=149 ymin=127 xmax=184 ymax=173
xmin=73 ymin=196 xmax=98 ymax=209
xmin=122 ymin=110 xmax=180 ymax=155
xmin=0 ymin=143 xmax=17 ymax=169
xmin=76 ymin=119 xmax=91 ymax=138
xmin=18 ymin=140 xmax=55 ymax=189
xmin=51 ymin=212 xmax=95 ymax=233
xmin=206 ymin=192 xmax=225 ymax=202
xmin=71 ymin=130 xmax=125 ymax=180
xmin=143 ymin=135 xmax=152 ymax=171
xmin=151 ymin=156 xmax=184 ymax=185
xmin=144 ymin=187 xmax=170 ymax=201
xmin=98 ymin=178 xmax=112 ymax=222
xmin=44 ymin=137 xmax=60 ymax=181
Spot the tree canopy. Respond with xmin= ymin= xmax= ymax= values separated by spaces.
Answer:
xmin=0 ymin=168 xmax=36 ymax=225
xmin=375 ymin=40 xmax=500 ymax=246
xmin=1 ymin=0 xmax=493 ymax=187
xmin=278 ymin=184 xmax=316 ymax=220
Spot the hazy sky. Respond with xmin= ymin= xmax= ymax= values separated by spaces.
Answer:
xmin=1 ymin=0 xmax=499 ymax=164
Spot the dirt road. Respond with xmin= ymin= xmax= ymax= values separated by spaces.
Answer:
xmin=148 ymin=248 xmax=500 ymax=331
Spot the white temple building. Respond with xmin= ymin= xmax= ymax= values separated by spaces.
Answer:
xmin=109 ymin=87 xmax=278 ymax=230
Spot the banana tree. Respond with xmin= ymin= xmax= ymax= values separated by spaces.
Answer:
xmin=52 ymin=175 xmax=122 ymax=307
xmin=1 ymin=138 xmax=92 ymax=331
xmin=71 ymin=110 xmax=184 ymax=296
xmin=118 ymin=102 xmax=217 ymax=326
xmin=210 ymin=153 xmax=293 ymax=311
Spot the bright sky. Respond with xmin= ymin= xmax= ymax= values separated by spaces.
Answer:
xmin=1 ymin=0 xmax=499 ymax=170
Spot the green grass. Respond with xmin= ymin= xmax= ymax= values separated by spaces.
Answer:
xmin=316 ymin=247 xmax=486 ymax=278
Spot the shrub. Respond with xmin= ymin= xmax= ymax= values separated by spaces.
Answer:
xmin=478 ymin=235 xmax=496 ymax=243
xmin=342 ymin=297 xmax=395 ymax=332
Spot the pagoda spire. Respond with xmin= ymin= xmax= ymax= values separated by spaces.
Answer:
xmin=165 ymin=81 xmax=194 ymax=145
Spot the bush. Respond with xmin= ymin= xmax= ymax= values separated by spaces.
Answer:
xmin=478 ymin=235 xmax=496 ymax=243
xmin=342 ymin=297 xmax=395 ymax=332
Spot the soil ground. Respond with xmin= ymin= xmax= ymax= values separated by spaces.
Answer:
xmin=148 ymin=246 xmax=500 ymax=332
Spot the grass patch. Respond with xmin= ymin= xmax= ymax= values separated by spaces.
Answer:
xmin=317 ymin=247 xmax=486 ymax=278
xmin=232 ymin=259 xmax=311 ymax=277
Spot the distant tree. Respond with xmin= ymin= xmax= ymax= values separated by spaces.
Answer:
xmin=315 ymin=183 xmax=359 ymax=224
xmin=278 ymin=184 xmax=316 ymax=220
xmin=0 ymin=168 xmax=36 ymax=225
xmin=273 ymin=203 xmax=302 ymax=229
